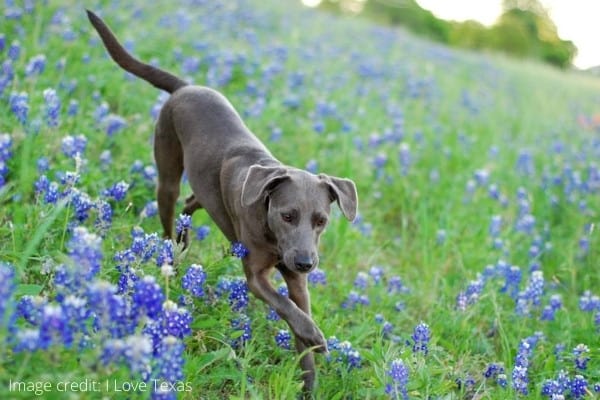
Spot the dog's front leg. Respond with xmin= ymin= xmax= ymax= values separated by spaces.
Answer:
xmin=242 ymin=258 xmax=327 ymax=353
xmin=279 ymin=267 xmax=318 ymax=393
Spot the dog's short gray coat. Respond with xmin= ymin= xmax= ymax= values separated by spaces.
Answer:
xmin=87 ymin=10 xmax=358 ymax=393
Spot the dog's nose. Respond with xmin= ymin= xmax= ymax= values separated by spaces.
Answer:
xmin=294 ymin=255 xmax=313 ymax=272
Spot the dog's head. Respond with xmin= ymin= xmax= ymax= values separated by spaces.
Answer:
xmin=241 ymin=165 xmax=358 ymax=273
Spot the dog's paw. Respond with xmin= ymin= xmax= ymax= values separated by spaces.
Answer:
xmin=296 ymin=322 xmax=328 ymax=353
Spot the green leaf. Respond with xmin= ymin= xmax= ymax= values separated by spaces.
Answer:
xmin=14 ymin=284 xmax=43 ymax=296
xmin=16 ymin=198 xmax=68 ymax=277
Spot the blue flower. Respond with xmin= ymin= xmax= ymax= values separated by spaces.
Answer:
xmin=0 ymin=134 xmax=12 ymax=188
xmin=0 ymin=60 xmax=14 ymax=96
xmin=141 ymin=201 xmax=159 ymax=218
xmin=8 ymin=40 xmax=20 ymax=61
xmin=100 ymin=150 xmax=112 ymax=167
xmin=483 ymin=362 xmax=505 ymax=380
xmin=541 ymin=379 xmax=562 ymax=398
xmin=162 ymin=300 xmax=192 ymax=338
xmin=102 ymin=334 xmax=153 ymax=380
xmin=103 ymin=180 xmax=130 ymax=201
xmin=43 ymin=88 xmax=61 ymax=127
xmin=375 ymin=314 xmax=394 ymax=336
xmin=15 ymin=295 xmax=46 ymax=326
xmin=327 ymin=338 xmax=361 ymax=370
xmin=269 ymin=126 xmax=282 ymax=142
xmin=573 ymin=344 xmax=590 ymax=370
xmin=25 ymin=54 xmax=46 ymax=76
xmin=36 ymin=157 xmax=49 ymax=173
xmin=61 ymin=135 xmax=87 ymax=158
xmin=14 ymin=328 xmax=41 ymax=352
xmin=195 ymin=225 xmax=210 ymax=241
xmin=94 ymin=102 xmax=109 ymax=122
xmin=38 ymin=304 xmax=72 ymax=349
xmin=511 ymin=335 xmax=539 ymax=396
xmin=436 ymin=229 xmax=447 ymax=244
xmin=9 ymin=91 xmax=29 ymax=125
xmin=398 ymin=143 xmax=411 ymax=175
xmin=500 ymin=264 xmax=521 ymax=299
xmin=387 ymin=276 xmax=408 ymax=294
xmin=133 ymin=276 xmax=165 ymax=319
xmin=60 ymin=294 xmax=91 ymax=344
xmin=511 ymin=365 xmax=528 ymax=395
xmin=275 ymin=329 xmax=292 ymax=350
xmin=369 ymin=265 xmax=385 ymax=284
xmin=156 ymin=240 xmax=174 ymax=266
xmin=515 ymin=213 xmax=535 ymax=234
xmin=411 ymin=322 xmax=431 ymax=355
xmin=579 ymin=290 xmax=599 ymax=312
xmin=67 ymin=227 xmax=103 ymax=280
xmin=515 ymin=270 xmax=544 ymax=316
xmin=308 ymin=268 xmax=327 ymax=286
xmin=181 ymin=56 xmax=201 ymax=74
xmin=60 ymin=171 xmax=80 ymax=187
xmin=0 ymin=262 xmax=16 ymax=327
xmin=86 ymin=280 xmax=134 ymax=338
xmin=175 ymin=214 xmax=192 ymax=236
xmin=228 ymin=278 xmax=249 ymax=312
xmin=549 ymin=294 xmax=562 ymax=310
xmin=231 ymin=242 xmax=249 ymax=258
xmin=230 ymin=315 xmax=252 ymax=349
xmin=489 ymin=215 xmax=502 ymax=237
xmin=305 ymin=159 xmax=318 ymax=173
xmin=155 ymin=336 xmax=185 ymax=384
xmin=496 ymin=373 xmax=508 ymax=388
xmin=385 ymin=359 xmax=409 ymax=399
xmin=341 ymin=290 xmax=369 ymax=309
xmin=95 ymin=199 xmax=113 ymax=232
xmin=104 ymin=114 xmax=127 ymax=136
xmin=570 ymin=375 xmax=587 ymax=399
xmin=182 ymin=264 xmax=207 ymax=298
xmin=67 ymin=99 xmax=79 ymax=116
xmin=354 ymin=272 xmax=368 ymax=289
xmin=71 ymin=190 xmax=94 ymax=222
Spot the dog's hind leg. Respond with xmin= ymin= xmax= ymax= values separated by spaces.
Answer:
xmin=154 ymin=124 xmax=184 ymax=240
xmin=182 ymin=194 xmax=202 ymax=215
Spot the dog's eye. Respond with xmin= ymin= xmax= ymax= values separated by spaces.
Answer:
xmin=315 ymin=217 xmax=327 ymax=228
xmin=281 ymin=213 xmax=293 ymax=223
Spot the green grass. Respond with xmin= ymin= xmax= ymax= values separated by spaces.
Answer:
xmin=1 ymin=0 xmax=600 ymax=399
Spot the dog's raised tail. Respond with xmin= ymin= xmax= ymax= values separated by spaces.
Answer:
xmin=86 ymin=10 xmax=187 ymax=94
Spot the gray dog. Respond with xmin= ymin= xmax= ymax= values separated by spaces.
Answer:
xmin=87 ymin=10 xmax=358 ymax=393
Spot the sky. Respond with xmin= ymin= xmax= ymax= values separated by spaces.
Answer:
xmin=415 ymin=0 xmax=600 ymax=69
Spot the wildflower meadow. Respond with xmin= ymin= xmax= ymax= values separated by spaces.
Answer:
xmin=1 ymin=0 xmax=600 ymax=398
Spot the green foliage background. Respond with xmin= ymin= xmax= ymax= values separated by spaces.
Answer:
xmin=319 ymin=0 xmax=578 ymax=68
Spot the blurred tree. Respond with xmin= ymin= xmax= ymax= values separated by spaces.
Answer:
xmin=496 ymin=0 xmax=577 ymax=67
xmin=362 ymin=0 xmax=450 ymax=42
xmin=448 ymin=20 xmax=489 ymax=50
xmin=314 ymin=0 xmax=577 ymax=68
xmin=502 ymin=0 xmax=547 ymax=16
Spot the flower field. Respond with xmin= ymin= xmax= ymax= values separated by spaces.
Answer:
xmin=1 ymin=0 xmax=599 ymax=398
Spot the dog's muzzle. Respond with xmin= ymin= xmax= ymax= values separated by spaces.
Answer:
xmin=294 ymin=255 xmax=314 ymax=273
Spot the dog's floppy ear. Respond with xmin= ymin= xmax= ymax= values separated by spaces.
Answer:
xmin=319 ymin=174 xmax=358 ymax=222
xmin=241 ymin=165 xmax=290 ymax=207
